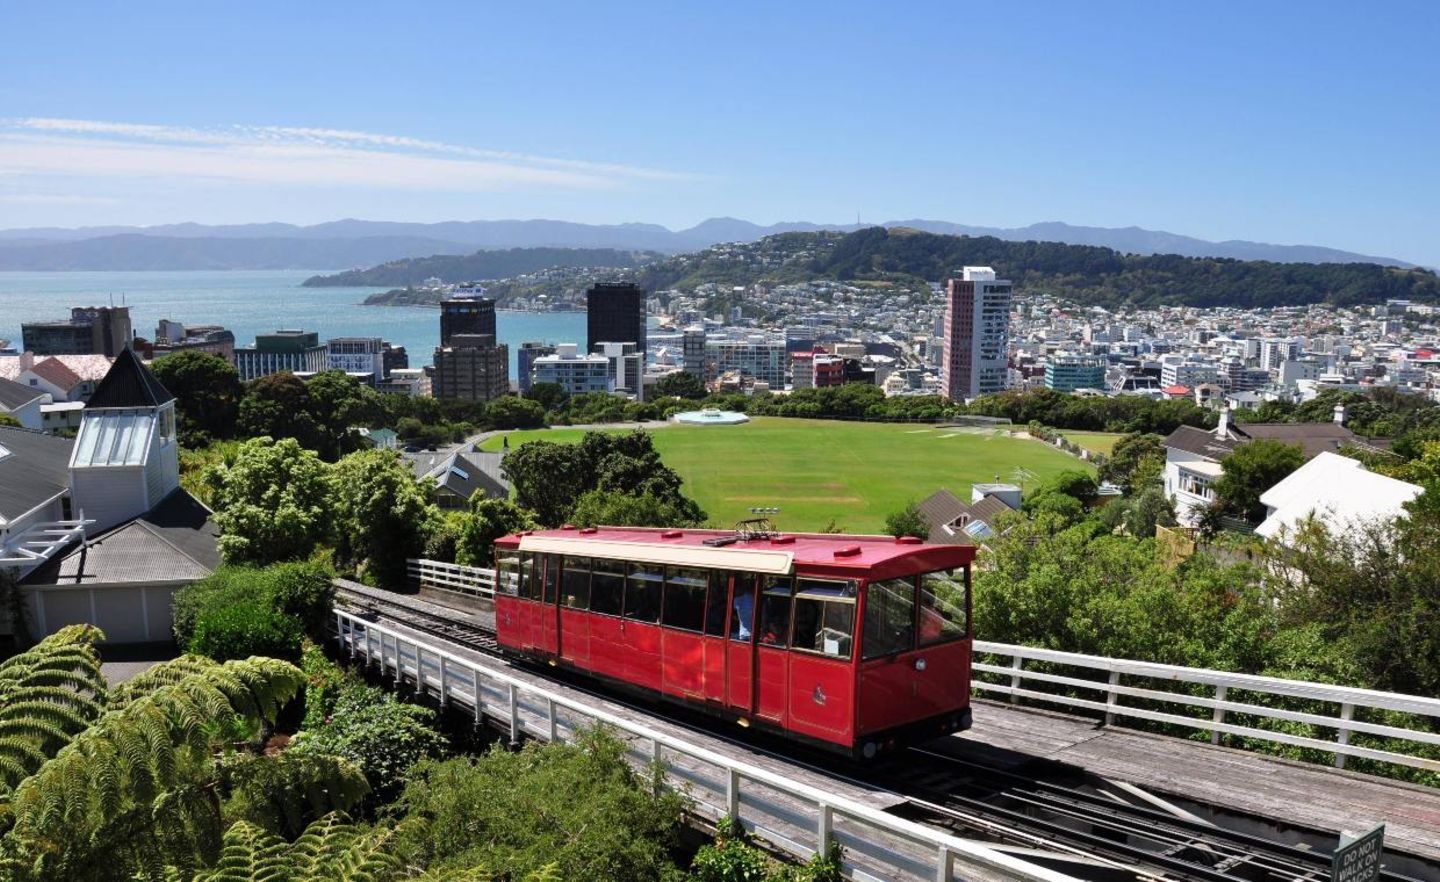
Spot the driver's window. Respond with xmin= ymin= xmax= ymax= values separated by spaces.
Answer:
xmin=862 ymin=577 xmax=915 ymax=659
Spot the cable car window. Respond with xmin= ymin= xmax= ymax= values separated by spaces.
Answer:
xmin=561 ymin=556 xmax=591 ymax=610
xmin=590 ymin=558 xmax=625 ymax=616
xmin=496 ymin=550 xmax=522 ymax=597
xmin=624 ymin=563 xmax=663 ymax=623
xmin=862 ymin=577 xmax=916 ymax=659
xmin=705 ymin=572 xmax=729 ymax=637
xmin=919 ymin=569 xmax=969 ymax=646
xmin=730 ymin=576 xmax=755 ymax=642
xmin=757 ymin=578 xmax=793 ymax=648
xmin=792 ymin=581 xmax=855 ymax=659
xmin=661 ymin=567 xmax=707 ymax=632
xmin=541 ymin=554 xmax=559 ymax=604
xmin=524 ymin=553 xmax=545 ymax=601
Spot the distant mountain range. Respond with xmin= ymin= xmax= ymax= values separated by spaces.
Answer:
xmin=0 ymin=217 xmax=1414 ymax=271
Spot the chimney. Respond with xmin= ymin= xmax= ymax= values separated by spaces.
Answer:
xmin=1215 ymin=406 xmax=1230 ymax=440
xmin=1334 ymin=403 xmax=1347 ymax=426
xmin=19 ymin=351 xmax=34 ymax=371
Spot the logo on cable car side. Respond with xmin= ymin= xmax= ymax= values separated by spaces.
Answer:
xmin=812 ymin=684 xmax=826 ymax=706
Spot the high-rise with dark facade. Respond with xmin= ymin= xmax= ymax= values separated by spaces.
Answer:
xmin=22 ymin=306 xmax=133 ymax=357
xmin=440 ymin=288 xmax=497 ymax=346
xmin=585 ymin=282 xmax=646 ymax=356
xmin=940 ymin=267 xmax=1012 ymax=402
xmin=433 ymin=334 xmax=509 ymax=403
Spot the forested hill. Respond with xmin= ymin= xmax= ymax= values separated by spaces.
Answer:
xmin=302 ymin=246 xmax=661 ymax=287
xmin=634 ymin=227 xmax=1440 ymax=309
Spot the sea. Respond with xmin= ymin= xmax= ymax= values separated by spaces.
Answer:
xmin=0 ymin=270 xmax=588 ymax=371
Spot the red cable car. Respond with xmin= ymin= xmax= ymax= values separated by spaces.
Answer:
xmin=493 ymin=525 xmax=975 ymax=759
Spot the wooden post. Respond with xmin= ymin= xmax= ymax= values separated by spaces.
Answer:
xmin=1104 ymin=670 xmax=1120 ymax=726
xmin=508 ymin=683 xmax=520 ymax=745
xmin=934 ymin=845 xmax=952 ymax=882
xmin=817 ymin=803 xmax=833 ymax=856
xmin=438 ymin=655 xmax=449 ymax=707
xmin=726 ymin=768 xmax=740 ymax=818
xmin=1336 ymin=702 xmax=1354 ymax=769
xmin=547 ymin=697 xmax=558 ymax=742
xmin=472 ymin=668 xmax=483 ymax=724
xmin=1009 ymin=655 xmax=1024 ymax=705
xmin=1211 ymin=684 xmax=1227 ymax=745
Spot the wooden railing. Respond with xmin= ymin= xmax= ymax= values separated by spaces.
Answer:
xmin=972 ymin=642 xmax=1440 ymax=773
xmin=333 ymin=610 xmax=1079 ymax=882
xmin=407 ymin=559 xmax=497 ymax=599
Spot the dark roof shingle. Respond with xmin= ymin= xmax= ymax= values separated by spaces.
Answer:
xmin=24 ymin=489 xmax=218 ymax=586
xmin=0 ymin=376 xmax=44 ymax=411
xmin=86 ymin=348 xmax=176 ymax=409
xmin=0 ymin=427 xmax=74 ymax=522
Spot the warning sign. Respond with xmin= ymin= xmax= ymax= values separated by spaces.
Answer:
xmin=1331 ymin=825 xmax=1384 ymax=882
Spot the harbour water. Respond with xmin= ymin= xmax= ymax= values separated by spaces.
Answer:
xmin=0 ymin=270 xmax=588 ymax=371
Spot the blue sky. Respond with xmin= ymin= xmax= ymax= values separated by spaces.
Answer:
xmin=1 ymin=1 xmax=1437 ymax=264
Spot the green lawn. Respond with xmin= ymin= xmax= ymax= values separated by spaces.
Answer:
xmin=1057 ymin=431 xmax=1124 ymax=456
xmin=478 ymin=417 xmax=1088 ymax=533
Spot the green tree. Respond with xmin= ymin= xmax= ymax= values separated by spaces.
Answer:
xmin=570 ymin=489 xmax=705 ymax=528
xmin=150 ymin=350 xmax=245 ymax=443
xmin=1120 ymin=486 xmax=1178 ymax=537
xmin=1098 ymin=433 xmax=1166 ymax=492
xmin=306 ymin=370 xmax=383 ymax=461
xmin=523 ymin=381 xmax=569 ymax=412
xmin=883 ymin=500 xmax=927 ymax=538
xmin=456 ymin=498 xmax=537 ymax=567
xmin=330 ymin=449 xmax=440 ymax=588
xmin=653 ymin=371 xmax=707 ymax=400
xmin=239 ymin=373 xmax=323 ymax=451
xmin=393 ymin=730 xmax=685 ymax=881
xmin=486 ymin=396 xmax=546 ymax=430
xmin=1214 ymin=440 xmax=1306 ymax=522
xmin=0 ymin=645 xmax=305 ymax=882
xmin=209 ymin=437 xmax=333 ymax=565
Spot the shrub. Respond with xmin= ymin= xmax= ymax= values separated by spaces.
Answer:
xmin=290 ymin=680 xmax=445 ymax=802
xmin=266 ymin=561 xmax=336 ymax=638
xmin=189 ymin=600 xmax=304 ymax=662
xmin=174 ymin=562 xmax=335 ymax=651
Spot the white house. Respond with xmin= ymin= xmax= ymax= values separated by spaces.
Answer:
xmin=1255 ymin=452 xmax=1422 ymax=542
xmin=0 ymin=377 xmax=46 ymax=430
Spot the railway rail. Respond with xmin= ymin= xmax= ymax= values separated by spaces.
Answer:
xmin=333 ymin=581 xmax=1432 ymax=882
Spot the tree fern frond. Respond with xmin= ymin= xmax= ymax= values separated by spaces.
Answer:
xmin=192 ymin=820 xmax=289 ymax=882
xmin=0 ymin=625 xmax=107 ymax=794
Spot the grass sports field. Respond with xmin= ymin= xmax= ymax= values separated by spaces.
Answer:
xmin=478 ymin=417 xmax=1089 ymax=533
xmin=1058 ymin=431 xmax=1123 ymax=456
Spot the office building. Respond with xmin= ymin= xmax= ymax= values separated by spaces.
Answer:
xmin=22 ymin=306 xmax=133 ymax=357
xmin=791 ymin=348 xmax=844 ymax=389
xmin=682 ymin=326 xmax=707 ymax=378
xmin=234 ymin=330 xmax=328 ymax=381
xmin=517 ymin=342 xmax=557 ymax=394
xmin=586 ymin=282 xmax=647 ymax=356
xmin=940 ymin=267 xmax=1012 ymax=402
xmin=1160 ymin=354 xmax=1224 ymax=389
xmin=432 ymin=334 xmax=509 ymax=402
xmin=327 ymin=337 xmax=386 ymax=383
xmin=1259 ymin=337 xmax=1303 ymax=372
xmin=440 ymin=288 xmax=497 ymax=346
xmin=597 ymin=341 xmax=644 ymax=400
xmin=148 ymin=321 xmax=235 ymax=362
xmin=1044 ymin=354 xmax=1108 ymax=392
xmin=383 ymin=344 xmax=409 ymax=375
xmin=530 ymin=343 xmax=612 ymax=396
xmin=705 ymin=336 xmax=786 ymax=388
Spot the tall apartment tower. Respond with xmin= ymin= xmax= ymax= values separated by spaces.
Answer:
xmin=432 ymin=334 xmax=509 ymax=403
xmin=940 ymin=267 xmax=1012 ymax=402
xmin=440 ymin=288 xmax=497 ymax=346
xmin=586 ymin=282 xmax=647 ymax=356
xmin=22 ymin=306 xmax=133 ymax=357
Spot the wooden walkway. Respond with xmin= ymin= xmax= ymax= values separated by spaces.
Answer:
xmin=946 ymin=700 xmax=1440 ymax=865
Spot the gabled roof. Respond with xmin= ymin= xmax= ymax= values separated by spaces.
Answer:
xmin=29 ymin=358 xmax=83 ymax=391
xmin=1230 ymin=422 xmax=1362 ymax=459
xmin=85 ymin=348 xmax=176 ymax=409
xmin=1255 ymin=452 xmax=1421 ymax=541
xmin=0 ymin=376 xmax=45 ymax=411
xmin=0 ymin=427 xmax=74 ymax=524
xmin=23 ymin=489 xmax=219 ymax=586
xmin=1164 ymin=425 xmax=1239 ymax=462
xmin=435 ymin=451 xmax=510 ymax=503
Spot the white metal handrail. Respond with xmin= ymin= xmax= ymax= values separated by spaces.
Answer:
xmin=972 ymin=642 xmax=1440 ymax=772
xmin=333 ymin=609 xmax=1080 ymax=882
xmin=407 ymin=559 xmax=497 ymax=599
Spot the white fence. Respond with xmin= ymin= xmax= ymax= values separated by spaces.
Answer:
xmin=408 ymin=559 xmax=497 ymax=599
xmin=403 ymin=560 xmax=1440 ymax=774
xmin=332 ymin=609 xmax=1080 ymax=882
xmin=972 ymin=642 xmax=1440 ymax=773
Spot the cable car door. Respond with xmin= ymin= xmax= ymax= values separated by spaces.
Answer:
xmin=724 ymin=573 xmax=758 ymax=715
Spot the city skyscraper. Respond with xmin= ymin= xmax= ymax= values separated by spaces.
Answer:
xmin=585 ymin=282 xmax=647 ymax=356
xmin=940 ymin=267 xmax=1012 ymax=402
xmin=440 ymin=287 xmax=497 ymax=347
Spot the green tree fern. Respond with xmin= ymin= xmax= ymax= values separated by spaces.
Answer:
xmin=0 ymin=625 xmax=108 ymax=795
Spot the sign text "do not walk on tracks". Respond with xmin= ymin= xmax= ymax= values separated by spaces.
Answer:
xmin=1331 ymin=824 xmax=1384 ymax=882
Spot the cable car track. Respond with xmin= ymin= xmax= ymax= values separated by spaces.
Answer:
xmin=333 ymin=583 xmax=1429 ymax=882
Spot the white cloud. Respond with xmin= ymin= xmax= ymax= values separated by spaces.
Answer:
xmin=0 ymin=118 xmax=691 ymax=193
